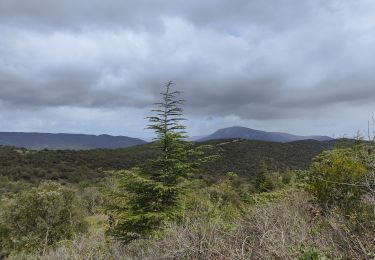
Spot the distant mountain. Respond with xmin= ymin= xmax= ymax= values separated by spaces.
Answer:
xmin=198 ymin=126 xmax=333 ymax=143
xmin=0 ymin=132 xmax=146 ymax=150
xmin=186 ymin=135 xmax=208 ymax=141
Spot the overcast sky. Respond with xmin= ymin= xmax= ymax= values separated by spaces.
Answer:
xmin=0 ymin=0 xmax=375 ymax=139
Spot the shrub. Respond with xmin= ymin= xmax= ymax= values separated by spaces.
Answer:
xmin=0 ymin=181 xmax=87 ymax=255
xmin=8 ymin=190 xmax=375 ymax=259
xmin=306 ymin=148 xmax=367 ymax=213
xmin=299 ymin=248 xmax=327 ymax=260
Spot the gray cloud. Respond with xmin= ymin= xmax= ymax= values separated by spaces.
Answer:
xmin=0 ymin=0 xmax=375 ymax=137
xmin=0 ymin=0 xmax=321 ymax=30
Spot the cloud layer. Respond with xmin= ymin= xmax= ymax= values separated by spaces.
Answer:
xmin=0 ymin=0 xmax=375 ymax=137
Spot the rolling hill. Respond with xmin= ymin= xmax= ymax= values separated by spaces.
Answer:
xmin=0 ymin=132 xmax=146 ymax=150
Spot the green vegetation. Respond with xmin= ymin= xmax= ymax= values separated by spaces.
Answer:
xmin=0 ymin=182 xmax=86 ymax=255
xmin=254 ymin=161 xmax=274 ymax=192
xmin=0 ymin=138 xmax=334 ymax=187
xmin=306 ymin=148 xmax=367 ymax=212
xmin=0 ymin=85 xmax=374 ymax=259
xmin=1 ymin=142 xmax=375 ymax=259
xmin=0 ymin=144 xmax=157 ymax=184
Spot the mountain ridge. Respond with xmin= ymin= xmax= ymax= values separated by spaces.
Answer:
xmin=0 ymin=126 xmax=333 ymax=150
xmin=198 ymin=126 xmax=333 ymax=143
xmin=0 ymin=132 xmax=146 ymax=150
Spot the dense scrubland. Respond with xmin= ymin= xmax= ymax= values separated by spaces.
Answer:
xmin=0 ymin=138 xmax=335 ymax=186
xmin=1 ymin=84 xmax=374 ymax=259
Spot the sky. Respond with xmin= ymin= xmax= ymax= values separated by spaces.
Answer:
xmin=0 ymin=0 xmax=375 ymax=139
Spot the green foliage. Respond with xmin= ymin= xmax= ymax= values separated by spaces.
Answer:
xmin=254 ymin=161 xmax=274 ymax=192
xmin=179 ymin=178 xmax=244 ymax=234
xmin=282 ymin=170 xmax=293 ymax=184
xmin=201 ymin=138 xmax=335 ymax=179
xmin=0 ymin=181 xmax=87 ymax=255
xmin=0 ymin=175 xmax=31 ymax=196
xmin=306 ymin=148 xmax=367 ymax=213
xmin=108 ymin=82 xmax=215 ymax=243
xmin=0 ymin=137 xmax=339 ymax=186
xmin=244 ymin=188 xmax=296 ymax=205
xmin=0 ymin=144 xmax=157 ymax=184
xmin=299 ymin=248 xmax=327 ymax=260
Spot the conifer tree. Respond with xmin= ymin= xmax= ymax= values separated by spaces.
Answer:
xmin=108 ymin=81 xmax=215 ymax=242
xmin=255 ymin=161 xmax=274 ymax=192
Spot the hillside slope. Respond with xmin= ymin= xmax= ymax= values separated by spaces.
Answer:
xmin=0 ymin=139 xmax=338 ymax=183
xmin=201 ymin=139 xmax=335 ymax=178
xmin=0 ymin=132 xmax=146 ymax=150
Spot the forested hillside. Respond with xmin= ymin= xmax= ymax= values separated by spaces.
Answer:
xmin=0 ymin=138 xmax=337 ymax=184
xmin=201 ymin=138 xmax=335 ymax=176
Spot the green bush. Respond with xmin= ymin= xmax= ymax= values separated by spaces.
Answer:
xmin=299 ymin=247 xmax=327 ymax=260
xmin=306 ymin=148 xmax=367 ymax=213
xmin=0 ymin=181 xmax=87 ymax=255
